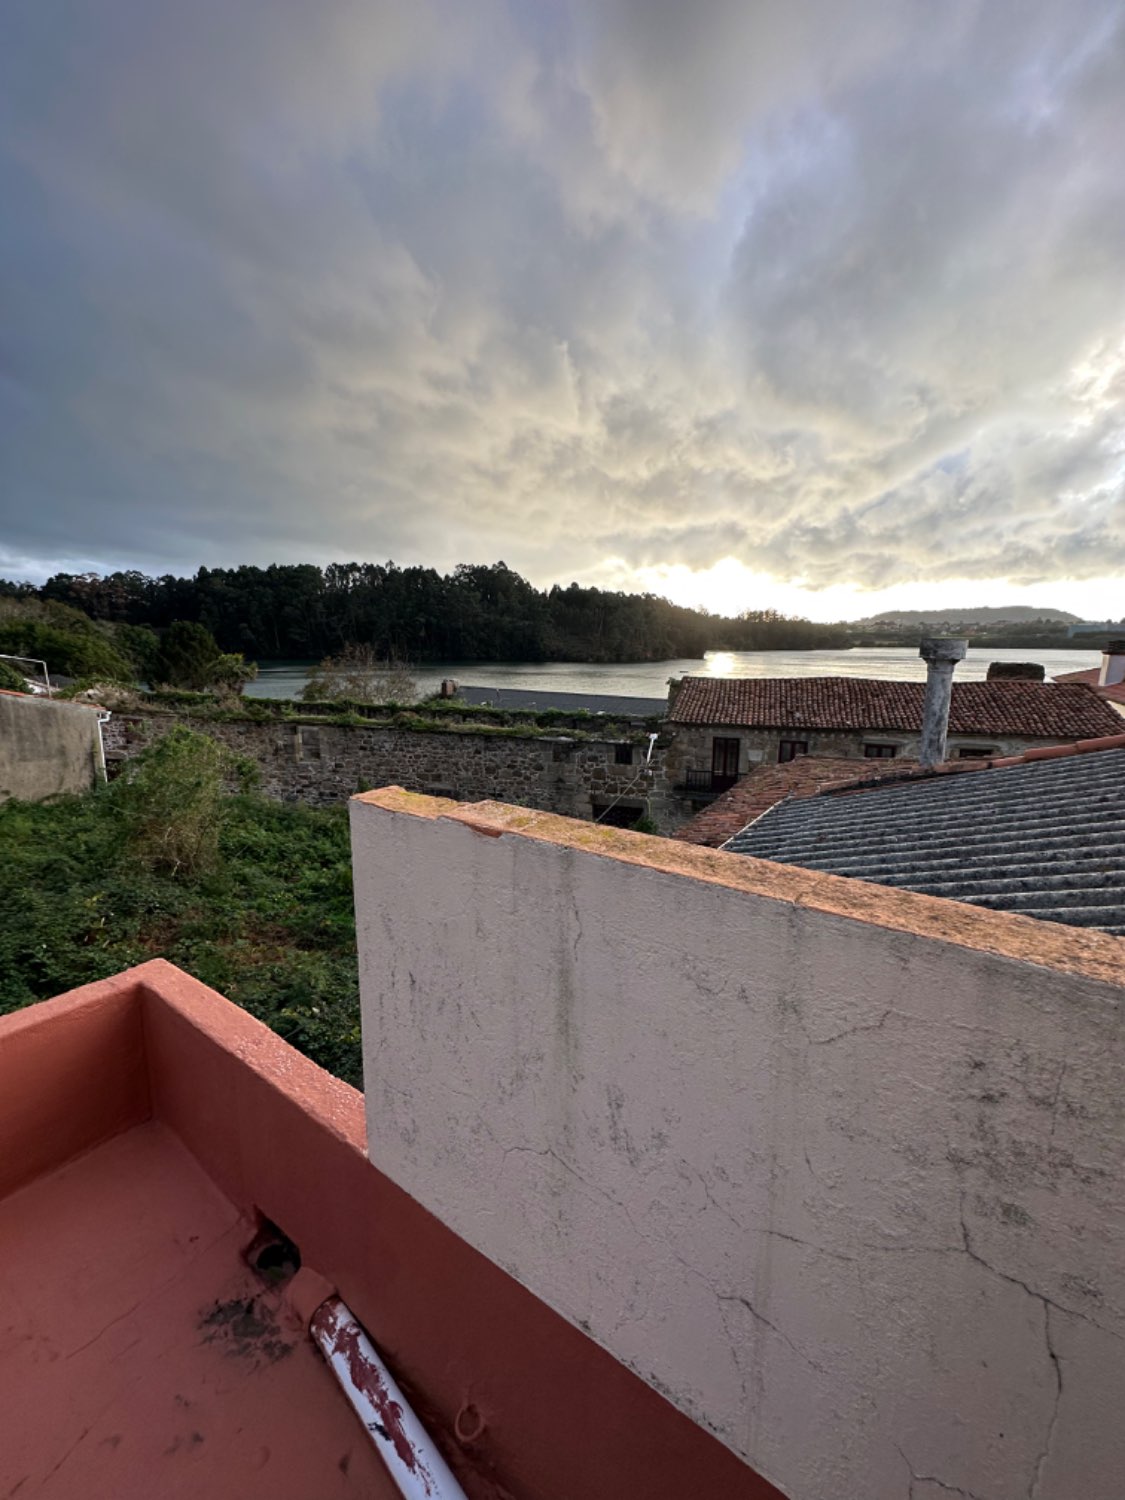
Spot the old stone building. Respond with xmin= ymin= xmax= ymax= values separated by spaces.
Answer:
xmin=664 ymin=674 xmax=1123 ymax=812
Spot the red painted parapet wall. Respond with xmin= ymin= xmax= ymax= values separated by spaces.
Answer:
xmin=0 ymin=962 xmax=782 ymax=1500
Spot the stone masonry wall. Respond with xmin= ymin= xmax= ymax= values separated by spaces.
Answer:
xmin=102 ymin=711 xmax=686 ymax=830
xmin=664 ymin=722 xmax=1071 ymax=786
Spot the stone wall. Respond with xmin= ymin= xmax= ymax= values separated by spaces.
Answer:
xmin=102 ymin=710 xmax=686 ymax=830
xmin=665 ymin=722 xmax=1069 ymax=789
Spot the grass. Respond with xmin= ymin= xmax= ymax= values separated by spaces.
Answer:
xmin=0 ymin=761 xmax=363 ymax=1085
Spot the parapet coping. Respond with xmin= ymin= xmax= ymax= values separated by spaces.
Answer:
xmin=354 ymin=787 xmax=1125 ymax=990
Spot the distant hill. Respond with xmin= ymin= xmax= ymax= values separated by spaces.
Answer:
xmin=854 ymin=606 xmax=1080 ymax=627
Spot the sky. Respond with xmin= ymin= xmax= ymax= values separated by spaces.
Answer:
xmin=1 ymin=0 xmax=1123 ymax=622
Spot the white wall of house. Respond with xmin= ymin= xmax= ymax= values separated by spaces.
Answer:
xmin=351 ymin=789 xmax=1125 ymax=1500
xmin=0 ymin=693 xmax=105 ymax=802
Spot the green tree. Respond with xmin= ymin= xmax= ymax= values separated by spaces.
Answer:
xmin=0 ymin=599 xmax=134 ymax=680
xmin=154 ymin=621 xmax=256 ymax=692
xmin=109 ymin=623 xmax=161 ymax=682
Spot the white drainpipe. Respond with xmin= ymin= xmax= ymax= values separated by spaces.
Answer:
xmin=94 ymin=711 xmax=112 ymax=782
xmin=310 ymin=1296 xmax=469 ymax=1500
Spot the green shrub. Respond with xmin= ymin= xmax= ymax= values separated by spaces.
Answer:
xmin=111 ymin=726 xmax=230 ymax=876
xmin=0 ymin=660 xmax=29 ymax=692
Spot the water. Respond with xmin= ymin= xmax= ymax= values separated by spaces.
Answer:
xmin=244 ymin=645 xmax=1104 ymax=701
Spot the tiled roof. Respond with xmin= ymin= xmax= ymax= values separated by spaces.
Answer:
xmin=724 ymin=734 xmax=1125 ymax=936
xmin=667 ymin=675 xmax=1123 ymax=737
xmin=673 ymin=756 xmax=920 ymax=848
xmin=1053 ymin=667 xmax=1125 ymax=706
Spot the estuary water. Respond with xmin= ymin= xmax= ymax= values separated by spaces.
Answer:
xmin=243 ymin=645 xmax=1104 ymax=701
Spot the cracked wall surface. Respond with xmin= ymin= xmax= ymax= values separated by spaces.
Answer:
xmin=350 ymin=792 xmax=1125 ymax=1500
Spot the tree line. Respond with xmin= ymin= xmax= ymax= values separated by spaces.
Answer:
xmin=0 ymin=560 xmax=848 ymax=665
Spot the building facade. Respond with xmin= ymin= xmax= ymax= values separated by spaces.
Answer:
xmin=664 ymin=676 xmax=1123 ymax=810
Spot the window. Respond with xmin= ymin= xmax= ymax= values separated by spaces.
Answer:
xmin=710 ymin=736 xmax=741 ymax=792
xmin=778 ymin=739 xmax=809 ymax=763
xmin=590 ymin=801 xmax=645 ymax=829
xmin=296 ymin=726 xmax=322 ymax=763
xmin=864 ymin=743 xmax=898 ymax=759
xmin=712 ymin=737 xmax=740 ymax=777
xmin=614 ymin=743 xmax=633 ymax=765
xmin=957 ymin=746 xmax=998 ymax=759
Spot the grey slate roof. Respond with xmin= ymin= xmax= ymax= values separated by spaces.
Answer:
xmin=724 ymin=745 xmax=1125 ymax=936
xmin=452 ymin=685 xmax=667 ymax=716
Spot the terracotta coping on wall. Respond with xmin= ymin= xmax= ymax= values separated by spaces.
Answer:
xmin=356 ymin=788 xmax=1125 ymax=988
xmin=0 ymin=960 xmax=783 ymax=1500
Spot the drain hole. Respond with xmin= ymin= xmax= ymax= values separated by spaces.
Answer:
xmin=243 ymin=1215 xmax=301 ymax=1287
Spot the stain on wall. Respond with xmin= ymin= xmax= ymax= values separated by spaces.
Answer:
xmin=0 ymin=693 xmax=104 ymax=802
xmin=351 ymin=793 xmax=1125 ymax=1500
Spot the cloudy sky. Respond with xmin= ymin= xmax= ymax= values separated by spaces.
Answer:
xmin=2 ymin=0 xmax=1123 ymax=620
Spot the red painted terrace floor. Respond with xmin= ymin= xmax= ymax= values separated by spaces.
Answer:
xmin=0 ymin=1121 xmax=398 ymax=1499
xmin=0 ymin=960 xmax=782 ymax=1500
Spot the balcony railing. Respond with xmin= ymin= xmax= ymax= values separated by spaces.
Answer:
xmin=677 ymin=768 xmax=739 ymax=796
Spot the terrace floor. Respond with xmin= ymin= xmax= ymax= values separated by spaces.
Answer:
xmin=0 ymin=1120 xmax=397 ymax=1500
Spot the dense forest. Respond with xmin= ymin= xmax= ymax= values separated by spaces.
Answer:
xmin=0 ymin=561 xmax=848 ymax=663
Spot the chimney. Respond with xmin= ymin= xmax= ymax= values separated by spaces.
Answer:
xmin=1098 ymin=641 xmax=1125 ymax=688
xmin=439 ymin=678 xmax=459 ymax=699
xmin=918 ymin=637 xmax=968 ymax=768
xmin=986 ymin=661 xmax=1044 ymax=681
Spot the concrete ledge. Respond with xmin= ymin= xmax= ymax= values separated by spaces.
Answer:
xmin=355 ymin=786 xmax=1125 ymax=988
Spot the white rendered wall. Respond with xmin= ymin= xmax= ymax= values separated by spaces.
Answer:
xmin=350 ymin=791 xmax=1125 ymax=1500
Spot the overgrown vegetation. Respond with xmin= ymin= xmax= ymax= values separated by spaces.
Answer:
xmin=0 ymin=659 xmax=30 ymax=692
xmin=119 ymin=690 xmax=662 ymax=744
xmin=0 ymin=729 xmax=362 ymax=1085
xmin=302 ymin=642 xmax=417 ymax=704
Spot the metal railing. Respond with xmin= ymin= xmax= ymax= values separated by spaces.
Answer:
xmin=678 ymin=768 xmax=738 ymax=795
xmin=0 ymin=653 xmax=51 ymax=696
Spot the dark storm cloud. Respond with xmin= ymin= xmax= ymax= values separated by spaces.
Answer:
xmin=1 ymin=0 xmax=1122 ymax=603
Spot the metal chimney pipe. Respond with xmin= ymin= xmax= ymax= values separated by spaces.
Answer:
xmin=918 ymin=637 xmax=968 ymax=768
